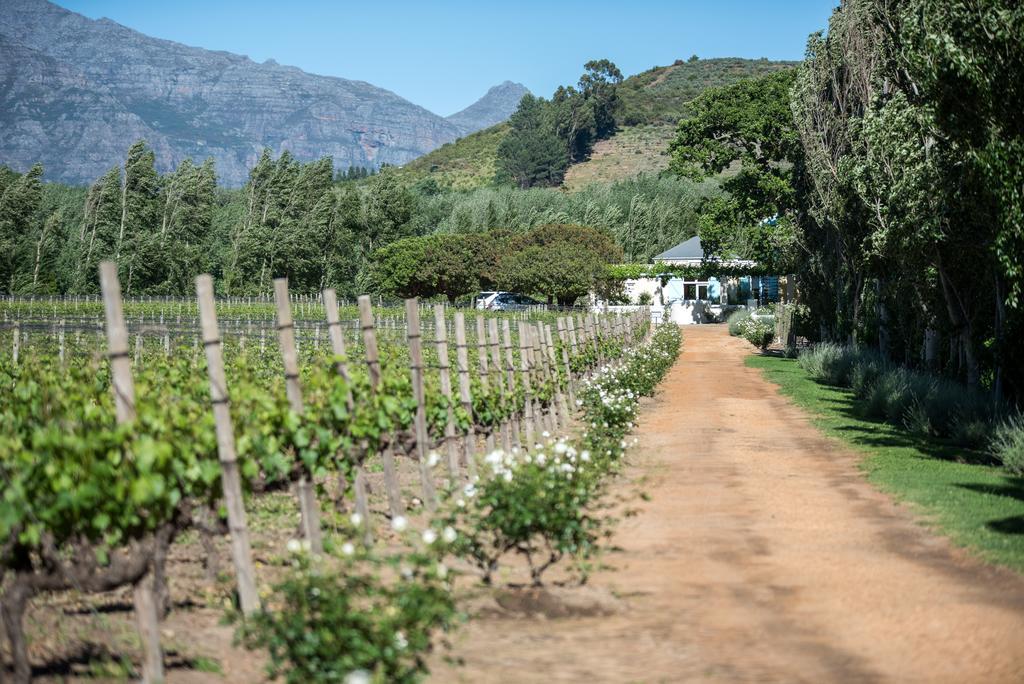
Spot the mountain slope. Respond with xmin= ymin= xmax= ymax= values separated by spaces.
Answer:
xmin=446 ymin=81 xmax=529 ymax=134
xmin=562 ymin=124 xmax=676 ymax=191
xmin=617 ymin=57 xmax=798 ymax=126
xmin=399 ymin=57 xmax=796 ymax=190
xmin=396 ymin=123 xmax=509 ymax=190
xmin=0 ymin=0 xmax=467 ymax=185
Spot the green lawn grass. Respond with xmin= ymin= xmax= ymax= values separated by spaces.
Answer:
xmin=747 ymin=354 xmax=1024 ymax=573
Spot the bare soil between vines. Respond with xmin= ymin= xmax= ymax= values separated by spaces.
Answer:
xmin=11 ymin=324 xmax=1024 ymax=682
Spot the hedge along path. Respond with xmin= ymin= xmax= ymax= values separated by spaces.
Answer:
xmin=431 ymin=325 xmax=1024 ymax=683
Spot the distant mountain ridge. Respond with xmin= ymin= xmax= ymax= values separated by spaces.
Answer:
xmin=0 ymin=0 xmax=523 ymax=186
xmin=446 ymin=81 xmax=530 ymax=134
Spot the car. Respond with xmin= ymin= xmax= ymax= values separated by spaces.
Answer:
xmin=475 ymin=291 xmax=500 ymax=310
xmin=487 ymin=292 xmax=542 ymax=311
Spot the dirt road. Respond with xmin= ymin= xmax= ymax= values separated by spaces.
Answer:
xmin=430 ymin=325 xmax=1024 ymax=683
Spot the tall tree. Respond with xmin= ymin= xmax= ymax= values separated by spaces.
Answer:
xmin=579 ymin=59 xmax=623 ymax=139
xmin=669 ymin=69 xmax=801 ymax=272
xmin=116 ymin=140 xmax=160 ymax=293
xmin=496 ymin=94 xmax=569 ymax=188
xmin=0 ymin=164 xmax=43 ymax=292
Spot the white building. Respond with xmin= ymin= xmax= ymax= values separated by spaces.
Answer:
xmin=617 ymin=236 xmax=771 ymax=325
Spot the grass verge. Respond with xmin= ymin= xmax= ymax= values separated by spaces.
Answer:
xmin=747 ymin=354 xmax=1024 ymax=572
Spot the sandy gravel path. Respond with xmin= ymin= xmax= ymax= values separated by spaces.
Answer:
xmin=430 ymin=325 xmax=1024 ymax=683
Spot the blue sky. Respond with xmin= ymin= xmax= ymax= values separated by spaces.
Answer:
xmin=57 ymin=0 xmax=838 ymax=116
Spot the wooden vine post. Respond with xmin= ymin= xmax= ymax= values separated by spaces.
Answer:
xmin=272 ymin=278 xmax=323 ymax=553
xmin=539 ymin=324 xmax=563 ymax=432
xmin=489 ymin=318 xmax=513 ymax=453
xmin=324 ymin=289 xmax=373 ymax=545
xmin=501 ymin=319 xmax=521 ymax=448
xmin=357 ymin=296 xmax=403 ymax=518
xmin=528 ymin=325 xmax=553 ymax=434
xmin=58 ymin=319 xmax=65 ymax=366
xmin=433 ymin=305 xmax=461 ymax=484
xmin=99 ymin=261 xmax=163 ymax=684
xmin=405 ymin=299 xmax=438 ymax=510
xmin=544 ymin=324 xmax=570 ymax=431
xmin=556 ymin=317 xmax=577 ymax=409
xmin=195 ymin=274 xmax=259 ymax=616
xmin=516 ymin=321 xmax=537 ymax=447
xmin=474 ymin=316 xmax=496 ymax=452
xmin=453 ymin=313 xmax=478 ymax=479
xmin=567 ymin=316 xmax=579 ymax=357
xmin=536 ymin=325 xmax=552 ymax=432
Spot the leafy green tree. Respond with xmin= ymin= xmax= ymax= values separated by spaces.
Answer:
xmin=154 ymin=157 xmax=217 ymax=293
xmin=551 ymin=86 xmax=596 ymax=163
xmin=0 ymin=163 xmax=43 ymax=292
xmin=365 ymin=232 xmax=488 ymax=302
xmin=579 ymin=59 xmax=623 ymax=139
xmin=73 ymin=165 xmax=122 ymax=292
xmin=786 ymin=0 xmax=1023 ymax=396
xmin=498 ymin=224 xmax=622 ymax=306
xmin=496 ymin=95 xmax=569 ymax=188
xmin=361 ymin=167 xmax=415 ymax=255
xmin=669 ymin=69 xmax=801 ymax=272
xmin=116 ymin=140 xmax=160 ymax=294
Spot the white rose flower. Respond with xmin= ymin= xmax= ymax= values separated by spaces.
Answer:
xmin=344 ymin=670 xmax=371 ymax=684
xmin=427 ymin=451 xmax=441 ymax=468
xmin=391 ymin=515 xmax=408 ymax=532
xmin=554 ymin=442 xmax=568 ymax=455
xmin=442 ymin=526 xmax=457 ymax=543
xmin=286 ymin=538 xmax=302 ymax=554
xmin=422 ymin=528 xmax=438 ymax=544
xmin=349 ymin=512 xmax=363 ymax=526
xmin=341 ymin=542 xmax=355 ymax=556
xmin=394 ymin=631 xmax=408 ymax=650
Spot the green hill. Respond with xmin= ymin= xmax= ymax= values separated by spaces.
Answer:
xmin=616 ymin=57 xmax=798 ymax=126
xmin=398 ymin=57 xmax=796 ymax=190
xmin=395 ymin=123 xmax=508 ymax=190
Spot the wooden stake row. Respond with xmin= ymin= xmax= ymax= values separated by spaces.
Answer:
xmin=87 ymin=263 xmax=647 ymax=680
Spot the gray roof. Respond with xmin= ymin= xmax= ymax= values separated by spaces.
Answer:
xmin=654 ymin=236 xmax=703 ymax=261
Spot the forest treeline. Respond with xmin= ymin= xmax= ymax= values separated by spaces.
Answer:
xmin=668 ymin=0 xmax=1023 ymax=398
xmin=0 ymin=145 xmax=714 ymax=298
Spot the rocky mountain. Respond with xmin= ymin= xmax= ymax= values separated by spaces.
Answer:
xmin=0 ymin=0 xmax=521 ymax=186
xmin=446 ymin=81 xmax=530 ymax=134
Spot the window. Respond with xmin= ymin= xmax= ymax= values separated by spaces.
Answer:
xmin=684 ymin=283 xmax=697 ymax=300
xmin=698 ymin=285 xmax=708 ymax=300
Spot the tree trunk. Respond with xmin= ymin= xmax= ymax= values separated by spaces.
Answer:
xmin=936 ymin=255 xmax=980 ymax=386
xmin=1 ymin=578 xmax=33 ymax=683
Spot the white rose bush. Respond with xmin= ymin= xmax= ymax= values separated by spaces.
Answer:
xmin=234 ymin=320 xmax=681 ymax=682
xmin=236 ymin=519 xmax=459 ymax=684
xmin=436 ymin=322 xmax=682 ymax=586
